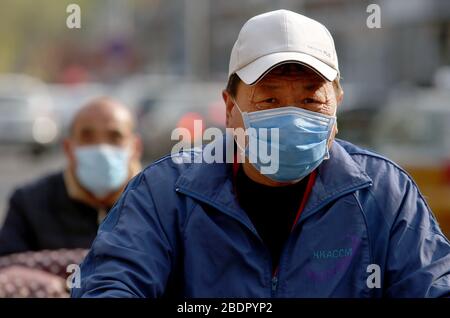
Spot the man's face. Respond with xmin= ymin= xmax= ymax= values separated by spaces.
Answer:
xmin=224 ymin=64 xmax=341 ymax=144
xmin=64 ymin=101 xmax=141 ymax=173
xmin=71 ymin=108 xmax=134 ymax=148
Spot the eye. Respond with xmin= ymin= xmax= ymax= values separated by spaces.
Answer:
xmin=303 ymin=98 xmax=316 ymax=104
xmin=264 ymin=98 xmax=277 ymax=103
xmin=255 ymin=98 xmax=278 ymax=110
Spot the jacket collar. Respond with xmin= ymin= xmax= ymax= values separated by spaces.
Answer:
xmin=175 ymin=137 xmax=373 ymax=229
xmin=299 ymin=140 xmax=373 ymax=222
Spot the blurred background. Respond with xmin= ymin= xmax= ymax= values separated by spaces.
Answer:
xmin=0 ymin=0 xmax=449 ymax=236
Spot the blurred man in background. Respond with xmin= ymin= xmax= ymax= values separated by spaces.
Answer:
xmin=0 ymin=97 xmax=142 ymax=297
xmin=0 ymin=97 xmax=142 ymax=255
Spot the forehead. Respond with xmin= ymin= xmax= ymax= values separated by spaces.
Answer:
xmin=72 ymin=106 xmax=132 ymax=133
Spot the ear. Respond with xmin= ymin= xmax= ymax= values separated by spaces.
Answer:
xmin=327 ymin=123 xmax=338 ymax=150
xmin=63 ymin=138 xmax=76 ymax=169
xmin=222 ymin=89 xmax=235 ymax=127
xmin=336 ymin=89 xmax=344 ymax=106
xmin=131 ymin=134 xmax=143 ymax=161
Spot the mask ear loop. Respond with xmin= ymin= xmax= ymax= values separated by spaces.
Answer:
xmin=230 ymin=98 xmax=249 ymax=161
xmin=323 ymin=116 xmax=337 ymax=160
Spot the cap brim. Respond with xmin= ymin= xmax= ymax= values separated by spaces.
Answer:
xmin=236 ymin=51 xmax=338 ymax=85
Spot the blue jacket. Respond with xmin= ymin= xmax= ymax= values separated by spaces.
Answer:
xmin=72 ymin=139 xmax=450 ymax=298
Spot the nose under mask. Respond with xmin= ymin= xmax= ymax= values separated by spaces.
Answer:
xmin=233 ymin=102 xmax=336 ymax=182
xmin=74 ymin=144 xmax=130 ymax=198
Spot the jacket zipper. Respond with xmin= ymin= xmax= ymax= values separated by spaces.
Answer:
xmin=270 ymin=181 xmax=372 ymax=297
xmin=271 ymin=276 xmax=278 ymax=297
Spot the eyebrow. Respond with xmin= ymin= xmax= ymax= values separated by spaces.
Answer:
xmin=108 ymin=128 xmax=126 ymax=136
xmin=79 ymin=127 xmax=95 ymax=134
xmin=258 ymin=83 xmax=284 ymax=90
xmin=304 ymin=83 xmax=322 ymax=91
xmin=257 ymin=81 xmax=323 ymax=92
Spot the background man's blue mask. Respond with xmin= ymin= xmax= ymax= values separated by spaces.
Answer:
xmin=75 ymin=144 xmax=130 ymax=198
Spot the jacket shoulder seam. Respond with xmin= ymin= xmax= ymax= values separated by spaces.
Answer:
xmin=348 ymin=152 xmax=448 ymax=241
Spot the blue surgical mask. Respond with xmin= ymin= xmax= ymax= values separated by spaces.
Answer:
xmin=234 ymin=102 xmax=336 ymax=183
xmin=74 ymin=144 xmax=130 ymax=198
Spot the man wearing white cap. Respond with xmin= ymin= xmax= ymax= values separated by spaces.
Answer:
xmin=73 ymin=10 xmax=450 ymax=298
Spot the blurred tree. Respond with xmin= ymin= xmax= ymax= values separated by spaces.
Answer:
xmin=0 ymin=0 xmax=93 ymax=79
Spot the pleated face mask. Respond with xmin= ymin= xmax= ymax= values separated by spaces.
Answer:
xmin=234 ymin=103 xmax=336 ymax=182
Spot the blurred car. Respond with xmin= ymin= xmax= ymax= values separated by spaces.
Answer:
xmin=370 ymin=87 xmax=450 ymax=237
xmin=115 ymin=77 xmax=226 ymax=162
xmin=112 ymin=74 xmax=183 ymax=114
xmin=0 ymin=74 xmax=59 ymax=154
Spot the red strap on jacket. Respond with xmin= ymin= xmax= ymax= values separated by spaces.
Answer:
xmin=290 ymin=169 xmax=317 ymax=232
xmin=232 ymin=159 xmax=317 ymax=277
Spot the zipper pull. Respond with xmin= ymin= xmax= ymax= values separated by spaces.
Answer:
xmin=271 ymin=276 xmax=278 ymax=293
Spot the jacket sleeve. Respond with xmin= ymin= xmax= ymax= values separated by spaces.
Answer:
xmin=384 ymin=177 xmax=450 ymax=297
xmin=71 ymin=173 xmax=175 ymax=298
xmin=0 ymin=190 xmax=34 ymax=256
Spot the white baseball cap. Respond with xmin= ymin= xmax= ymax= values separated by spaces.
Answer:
xmin=228 ymin=10 xmax=339 ymax=84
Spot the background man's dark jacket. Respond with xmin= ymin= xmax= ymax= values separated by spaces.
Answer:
xmin=0 ymin=172 xmax=102 ymax=256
